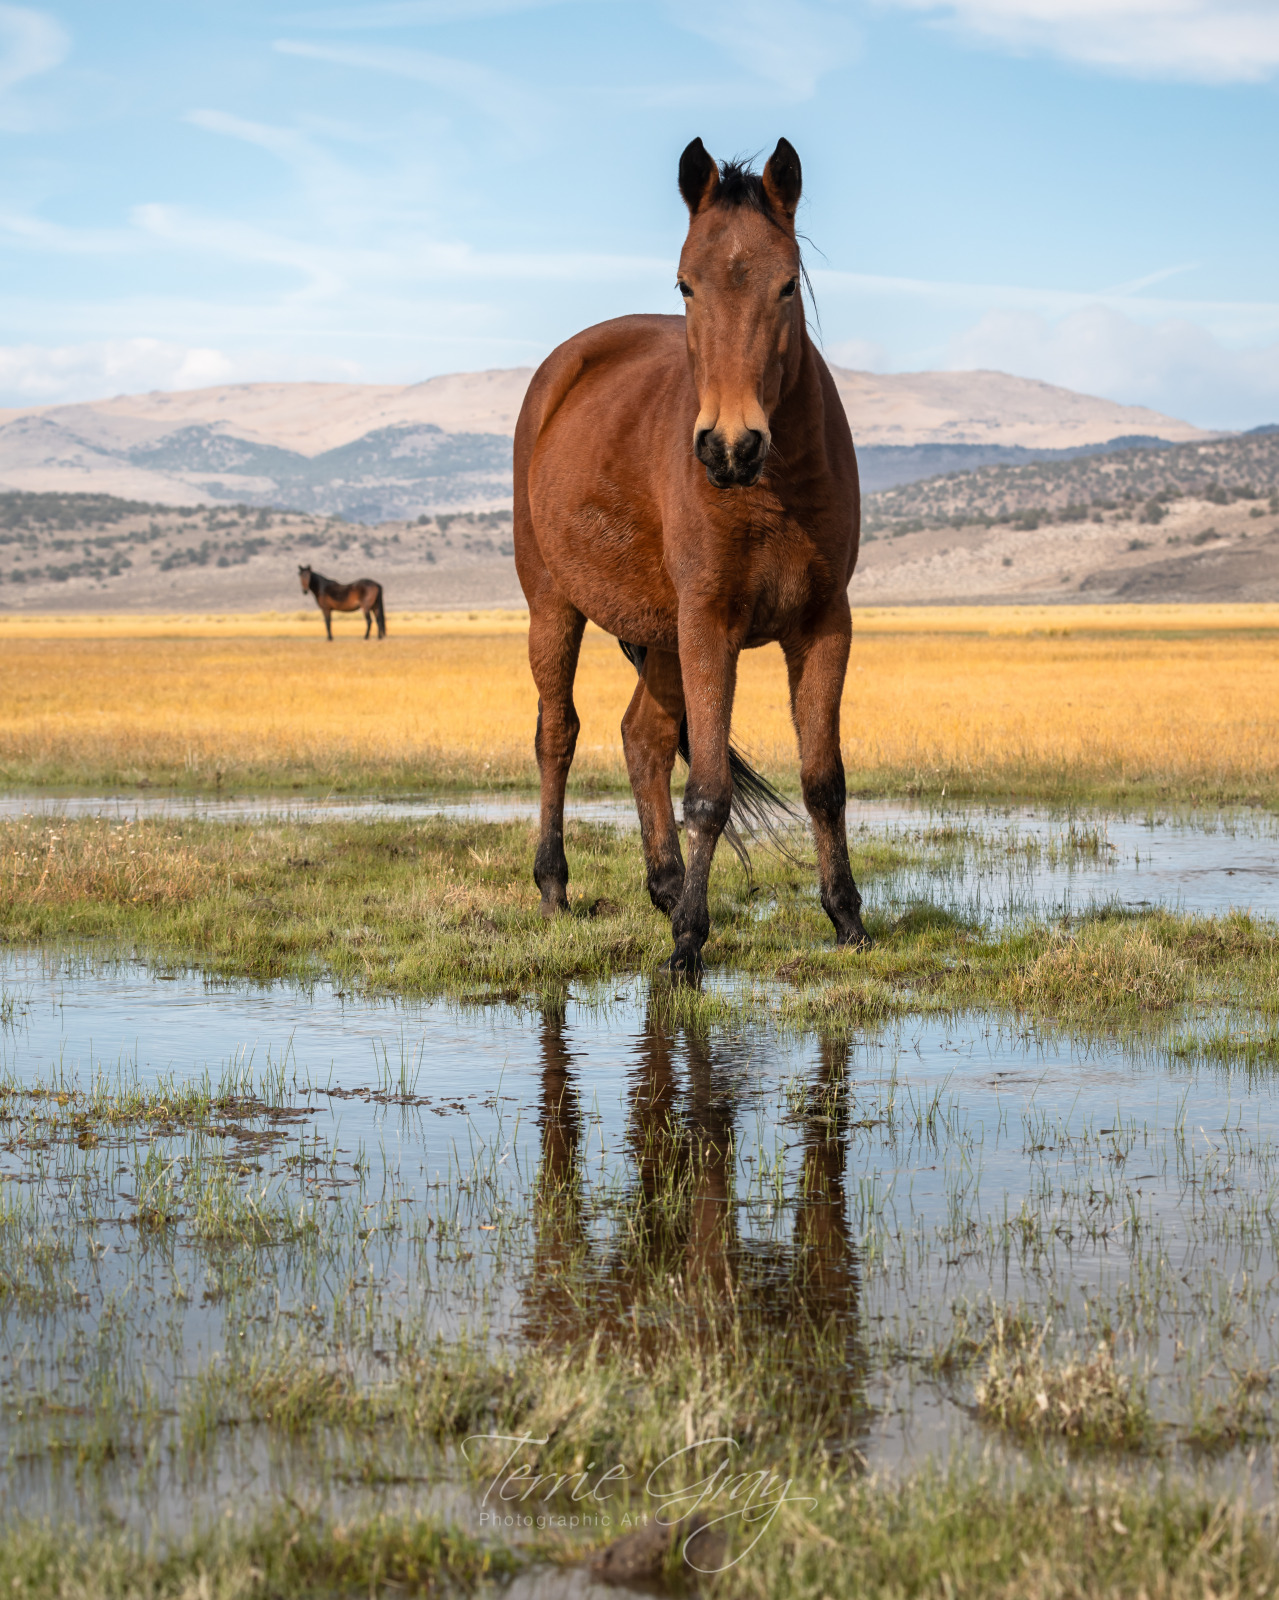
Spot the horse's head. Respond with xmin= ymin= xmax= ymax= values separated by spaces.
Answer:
xmin=298 ymin=564 xmax=311 ymax=593
xmin=676 ymin=137 xmax=804 ymax=490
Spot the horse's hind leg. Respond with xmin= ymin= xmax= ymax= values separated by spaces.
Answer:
xmin=784 ymin=602 xmax=870 ymax=948
xmin=528 ymin=593 xmax=586 ymax=915
xmin=621 ymin=647 xmax=685 ymax=915
xmin=364 ymin=606 xmax=372 ymax=640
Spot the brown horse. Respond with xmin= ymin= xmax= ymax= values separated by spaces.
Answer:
xmin=514 ymin=137 xmax=867 ymax=976
xmin=298 ymin=565 xmax=386 ymax=640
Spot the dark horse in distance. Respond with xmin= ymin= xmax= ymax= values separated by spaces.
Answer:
xmin=298 ymin=566 xmax=386 ymax=640
xmin=514 ymin=137 xmax=868 ymax=977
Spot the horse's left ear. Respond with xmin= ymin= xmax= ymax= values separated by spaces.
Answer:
xmin=762 ymin=138 xmax=802 ymax=222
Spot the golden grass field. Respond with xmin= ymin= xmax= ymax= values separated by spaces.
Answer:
xmin=1 ymin=603 xmax=1277 ymax=801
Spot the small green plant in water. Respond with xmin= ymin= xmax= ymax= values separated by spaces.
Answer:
xmin=974 ymin=1312 xmax=1149 ymax=1449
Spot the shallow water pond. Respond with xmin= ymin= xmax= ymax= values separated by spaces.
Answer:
xmin=2 ymin=913 xmax=1279 ymax=1562
xmin=0 ymin=797 xmax=1277 ymax=1583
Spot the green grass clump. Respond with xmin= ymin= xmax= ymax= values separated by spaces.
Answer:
xmin=2 ymin=816 xmax=1276 ymax=1030
xmin=0 ymin=1509 xmax=518 ymax=1598
xmin=973 ymin=1314 xmax=1150 ymax=1450
xmin=1173 ymin=1024 xmax=1279 ymax=1068
xmin=738 ymin=1470 xmax=1279 ymax=1600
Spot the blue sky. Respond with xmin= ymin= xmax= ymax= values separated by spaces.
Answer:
xmin=1 ymin=0 xmax=1277 ymax=426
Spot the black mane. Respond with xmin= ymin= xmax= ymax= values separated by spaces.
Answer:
xmin=714 ymin=157 xmax=775 ymax=218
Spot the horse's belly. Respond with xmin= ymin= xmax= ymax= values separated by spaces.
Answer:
xmin=532 ymin=493 xmax=679 ymax=648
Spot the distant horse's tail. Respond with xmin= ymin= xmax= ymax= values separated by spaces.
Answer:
xmin=374 ymin=586 xmax=387 ymax=638
xmin=618 ymin=640 xmax=798 ymax=869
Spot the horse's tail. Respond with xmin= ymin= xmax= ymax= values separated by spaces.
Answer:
xmin=618 ymin=640 xmax=798 ymax=869
xmin=374 ymin=586 xmax=386 ymax=637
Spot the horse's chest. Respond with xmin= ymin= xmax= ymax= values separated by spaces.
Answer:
xmin=737 ymin=522 xmax=835 ymax=618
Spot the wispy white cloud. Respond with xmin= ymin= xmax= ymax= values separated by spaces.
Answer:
xmin=0 ymin=3 xmax=69 ymax=129
xmin=825 ymin=335 xmax=892 ymax=371
xmin=812 ymin=265 xmax=1279 ymax=344
xmin=877 ymin=0 xmax=1279 ymax=83
xmin=945 ymin=305 xmax=1279 ymax=429
xmin=183 ymin=107 xmax=390 ymax=225
xmin=288 ymin=0 xmax=576 ymax=26
xmin=273 ymin=37 xmax=544 ymax=138
xmin=0 ymin=338 xmax=235 ymax=404
xmin=666 ymin=0 xmax=860 ymax=98
xmin=132 ymin=197 xmax=667 ymax=293
xmin=1093 ymin=263 xmax=1199 ymax=298
xmin=0 ymin=208 xmax=136 ymax=254
xmin=132 ymin=203 xmax=352 ymax=299
xmin=0 ymin=3 xmax=64 ymax=93
xmin=185 ymin=108 xmax=319 ymax=166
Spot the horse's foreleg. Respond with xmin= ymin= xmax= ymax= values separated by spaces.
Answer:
xmin=528 ymin=595 xmax=586 ymax=916
xmin=669 ymin=619 xmax=737 ymax=979
xmin=323 ymin=604 xmax=333 ymax=641
xmin=683 ymin=1030 xmax=735 ymax=1291
xmin=795 ymin=1034 xmax=856 ymax=1304
xmin=621 ymin=647 xmax=685 ymax=915
xmin=784 ymin=604 xmax=869 ymax=948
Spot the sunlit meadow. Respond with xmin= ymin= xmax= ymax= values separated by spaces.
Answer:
xmin=1 ymin=603 xmax=1277 ymax=803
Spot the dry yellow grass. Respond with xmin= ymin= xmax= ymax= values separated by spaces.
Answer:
xmin=1 ymin=604 xmax=1277 ymax=801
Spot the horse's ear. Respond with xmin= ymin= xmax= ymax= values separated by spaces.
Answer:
xmin=762 ymin=137 xmax=802 ymax=223
xmin=678 ymin=138 xmax=719 ymax=217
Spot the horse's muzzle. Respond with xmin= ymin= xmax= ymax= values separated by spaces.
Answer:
xmin=695 ymin=427 xmax=766 ymax=489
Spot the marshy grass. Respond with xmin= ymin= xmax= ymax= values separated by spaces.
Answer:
xmin=1 ymin=1471 xmax=1278 ymax=1600
xmin=0 ymin=1508 xmax=521 ymax=1598
xmin=1 ymin=815 xmax=1275 ymax=1031
xmin=1 ymin=796 xmax=1278 ymax=1593
xmin=973 ymin=1312 xmax=1150 ymax=1449
xmin=2 ymin=604 xmax=1279 ymax=802
xmin=1173 ymin=1024 xmax=1279 ymax=1068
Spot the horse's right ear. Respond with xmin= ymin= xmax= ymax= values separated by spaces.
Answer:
xmin=678 ymin=138 xmax=719 ymax=216
xmin=762 ymin=137 xmax=802 ymax=223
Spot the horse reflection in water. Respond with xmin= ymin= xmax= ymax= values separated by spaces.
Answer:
xmin=525 ymin=999 xmax=864 ymax=1401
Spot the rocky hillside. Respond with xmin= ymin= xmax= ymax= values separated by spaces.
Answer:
xmin=852 ymin=431 xmax=1279 ymax=605
xmin=0 ymin=493 xmax=520 ymax=612
xmin=864 ymin=429 xmax=1279 ymax=536
xmin=6 ymin=469 xmax=1278 ymax=613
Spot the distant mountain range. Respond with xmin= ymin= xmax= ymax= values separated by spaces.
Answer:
xmin=0 ymin=365 xmax=1216 ymax=523
xmin=4 ymin=428 xmax=1277 ymax=613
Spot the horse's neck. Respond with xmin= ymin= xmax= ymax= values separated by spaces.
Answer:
xmin=774 ymin=317 xmax=824 ymax=427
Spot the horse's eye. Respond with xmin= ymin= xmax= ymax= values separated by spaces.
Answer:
xmin=677 ymin=280 xmax=693 ymax=299
xmin=780 ymin=278 xmax=798 ymax=299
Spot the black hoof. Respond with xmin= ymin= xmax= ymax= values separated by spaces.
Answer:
xmin=837 ymin=920 xmax=873 ymax=951
xmin=540 ymin=892 xmax=569 ymax=919
xmin=665 ymin=946 xmax=704 ymax=984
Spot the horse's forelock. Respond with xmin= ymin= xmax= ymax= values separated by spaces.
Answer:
xmin=709 ymin=159 xmax=786 ymax=231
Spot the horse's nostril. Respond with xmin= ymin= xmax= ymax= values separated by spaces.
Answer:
xmin=694 ymin=428 xmax=714 ymax=461
xmin=740 ymin=430 xmax=764 ymax=465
